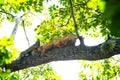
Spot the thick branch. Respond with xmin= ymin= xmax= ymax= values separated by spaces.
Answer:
xmin=3 ymin=39 xmax=120 ymax=72
xmin=11 ymin=17 xmax=20 ymax=37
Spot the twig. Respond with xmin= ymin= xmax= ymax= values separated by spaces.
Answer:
xmin=29 ymin=12 xmax=41 ymax=20
xmin=0 ymin=9 xmax=17 ymax=37
xmin=0 ymin=9 xmax=18 ymax=38
xmin=22 ymin=20 xmax=30 ymax=47
xmin=73 ymin=3 xmax=87 ymax=8
xmin=20 ymin=11 xmax=30 ymax=19
xmin=69 ymin=0 xmax=85 ymax=46
xmin=0 ymin=9 xmax=19 ymax=39
xmin=59 ymin=15 xmax=71 ymax=27
xmin=0 ymin=10 xmax=36 ymax=44
xmin=0 ymin=10 xmax=15 ymax=17
xmin=11 ymin=12 xmax=30 ymax=39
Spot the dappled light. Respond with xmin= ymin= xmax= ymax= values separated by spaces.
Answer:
xmin=0 ymin=0 xmax=120 ymax=80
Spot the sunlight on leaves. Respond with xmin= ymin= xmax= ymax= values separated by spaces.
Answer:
xmin=87 ymin=0 xmax=106 ymax=11
xmin=78 ymin=57 xmax=120 ymax=80
xmin=0 ymin=36 xmax=18 ymax=65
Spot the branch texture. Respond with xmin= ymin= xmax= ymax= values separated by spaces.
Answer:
xmin=3 ymin=38 xmax=120 ymax=72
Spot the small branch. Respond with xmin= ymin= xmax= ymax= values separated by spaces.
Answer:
xmin=0 ymin=10 xmax=15 ymax=18
xmin=0 ymin=9 xmax=21 ymax=38
xmin=59 ymin=15 xmax=72 ymax=27
xmin=11 ymin=12 xmax=30 ymax=39
xmin=63 ymin=15 xmax=71 ymax=26
xmin=69 ymin=0 xmax=85 ymax=46
xmin=20 ymin=11 xmax=30 ymax=19
xmin=0 ymin=9 xmax=18 ymax=38
xmin=69 ymin=0 xmax=79 ymax=36
xmin=22 ymin=20 xmax=30 ymax=47
xmin=11 ymin=17 xmax=20 ymax=37
xmin=29 ymin=12 xmax=41 ymax=20
xmin=73 ymin=3 xmax=87 ymax=8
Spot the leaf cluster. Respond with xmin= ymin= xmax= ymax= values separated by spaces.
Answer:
xmin=35 ymin=20 xmax=75 ymax=43
xmin=0 ymin=36 xmax=19 ymax=80
xmin=17 ymin=64 xmax=61 ymax=80
xmin=0 ymin=36 xmax=18 ymax=66
xmin=78 ymin=57 xmax=120 ymax=80
xmin=35 ymin=0 xmax=111 ymax=41
xmin=0 ymin=0 xmax=44 ymax=24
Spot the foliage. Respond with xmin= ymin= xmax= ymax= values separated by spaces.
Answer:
xmin=78 ymin=57 xmax=120 ymax=80
xmin=0 ymin=0 xmax=120 ymax=80
xmin=103 ymin=0 xmax=120 ymax=37
xmin=16 ymin=64 xmax=61 ymax=80
xmin=0 ymin=0 xmax=44 ymax=13
xmin=0 ymin=36 xmax=18 ymax=66
xmin=35 ymin=0 xmax=109 ymax=44
xmin=0 ymin=69 xmax=21 ymax=80
xmin=0 ymin=36 xmax=19 ymax=80
xmin=35 ymin=20 xmax=75 ymax=43
xmin=0 ymin=0 xmax=44 ymax=27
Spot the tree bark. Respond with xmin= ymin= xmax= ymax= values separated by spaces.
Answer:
xmin=3 ymin=39 xmax=120 ymax=72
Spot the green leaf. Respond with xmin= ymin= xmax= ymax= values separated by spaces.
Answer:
xmin=0 ymin=0 xmax=4 ymax=4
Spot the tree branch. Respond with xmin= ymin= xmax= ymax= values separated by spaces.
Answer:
xmin=20 ymin=11 xmax=30 ymax=19
xmin=11 ymin=12 xmax=30 ymax=38
xmin=58 ymin=15 xmax=72 ymax=27
xmin=11 ymin=16 xmax=20 ymax=37
xmin=0 ymin=10 xmax=40 ymax=40
xmin=0 ymin=9 xmax=18 ymax=38
xmin=69 ymin=0 xmax=85 ymax=46
xmin=0 ymin=10 xmax=15 ymax=17
xmin=22 ymin=20 xmax=30 ymax=47
xmin=3 ymin=38 xmax=120 ymax=72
